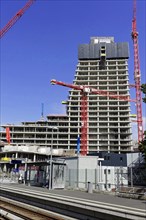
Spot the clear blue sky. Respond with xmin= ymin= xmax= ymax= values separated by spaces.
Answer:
xmin=0 ymin=0 xmax=146 ymax=138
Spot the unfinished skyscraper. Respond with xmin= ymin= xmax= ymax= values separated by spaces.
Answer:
xmin=67 ymin=37 xmax=132 ymax=153
xmin=0 ymin=37 xmax=133 ymax=154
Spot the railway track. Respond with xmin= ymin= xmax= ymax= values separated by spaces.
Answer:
xmin=0 ymin=184 xmax=146 ymax=220
xmin=1 ymin=200 xmax=51 ymax=220
xmin=0 ymin=197 xmax=74 ymax=220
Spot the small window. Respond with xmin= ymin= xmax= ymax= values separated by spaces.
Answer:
xmin=108 ymin=169 xmax=111 ymax=174
xmin=108 ymin=184 xmax=111 ymax=188
xmin=120 ymin=157 xmax=123 ymax=162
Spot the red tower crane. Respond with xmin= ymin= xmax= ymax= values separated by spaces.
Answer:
xmin=0 ymin=0 xmax=35 ymax=38
xmin=6 ymin=127 xmax=11 ymax=144
xmin=131 ymin=0 xmax=143 ymax=143
xmin=51 ymin=79 xmax=135 ymax=156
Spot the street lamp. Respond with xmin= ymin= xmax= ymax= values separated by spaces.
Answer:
xmin=49 ymin=126 xmax=58 ymax=190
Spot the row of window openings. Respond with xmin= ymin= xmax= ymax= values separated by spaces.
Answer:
xmin=8 ymin=131 xmax=130 ymax=136
xmin=9 ymin=123 xmax=131 ymax=131
xmin=68 ymin=103 xmax=129 ymax=107
xmin=76 ymin=77 xmax=128 ymax=81
xmin=10 ymin=138 xmax=69 ymax=144
xmin=70 ymin=114 xmax=130 ymax=119
xmin=77 ymin=77 xmax=128 ymax=81
xmin=6 ymin=118 xmax=130 ymax=132
xmin=69 ymin=120 xmax=131 ymax=128
xmin=89 ymin=130 xmax=130 ymax=133
xmin=10 ymin=138 xmax=130 ymax=144
xmin=4 ymin=126 xmax=130 ymax=133
xmin=75 ymin=82 xmax=128 ymax=86
xmin=10 ymin=128 xmax=68 ymax=132
xmin=12 ymin=134 xmax=69 ymax=138
xmin=69 ymin=127 xmax=129 ymax=131
xmin=67 ymin=122 xmax=130 ymax=127
xmin=70 ymin=96 xmax=129 ymax=101
xmin=76 ymin=73 xmax=128 ymax=78
xmin=69 ymin=103 xmax=129 ymax=108
xmin=88 ymin=114 xmax=130 ymax=117
xmin=78 ymin=61 xmax=127 ymax=66
xmin=76 ymin=75 xmax=128 ymax=81
xmin=78 ymin=62 xmax=126 ymax=66
xmin=8 ymin=140 xmax=130 ymax=146
xmin=77 ymin=68 xmax=127 ymax=73
xmin=88 ymin=118 xmax=130 ymax=121
xmin=75 ymin=85 xmax=129 ymax=91
xmin=70 ymin=88 xmax=128 ymax=95
xmin=89 ymin=141 xmax=130 ymax=145
xmin=9 ymin=140 xmax=68 ymax=144
xmin=78 ymin=66 xmax=127 ymax=70
xmin=88 ymin=103 xmax=129 ymax=106
xmin=86 ymin=85 xmax=129 ymax=89
xmin=89 ymin=135 xmax=129 ymax=139
xmin=69 ymin=106 xmax=129 ymax=110
xmin=69 ymin=109 xmax=129 ymax=113
xmin=70 ymin=95 xmax=128 ymax=101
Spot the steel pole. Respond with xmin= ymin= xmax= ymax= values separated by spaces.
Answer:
xmin=49 ymin=130 xmax=53 ymax=190
xmin=49 ymin=126 xmax=58 ymax=190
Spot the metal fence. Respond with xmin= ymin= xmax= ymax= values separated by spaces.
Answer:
xmin=65 ymin=168 xmax=128 ymax=191
xmin=0 ymin=171 xmax=19 ymax=183
xmin=0 ymin=166 xmax=129 ymax=191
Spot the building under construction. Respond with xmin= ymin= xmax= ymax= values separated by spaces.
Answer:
xmin=64 ymin=36 xmax=132 ymax=153
xmin=0 ymin=37 xmax=133 ymax=154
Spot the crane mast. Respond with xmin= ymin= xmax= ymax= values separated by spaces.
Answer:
xmin=131 ymin=0 xmax=143 ymax=142
xmin=0 ymin=0 xmax=35 ymax=38
xmin=51 ymin=79 xmax=135 ymax=155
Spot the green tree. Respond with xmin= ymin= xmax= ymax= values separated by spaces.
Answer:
xmin=141 ymin=84 xmax=146 ymax=103
xmin=138 ymin=131 xmax=146 ymax=160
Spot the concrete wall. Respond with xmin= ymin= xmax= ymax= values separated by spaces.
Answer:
xmin=78 ymin=37 xmax=129 ymax=59
xmin=78 ymin=156 xmax=98 ymax=169
xmin=127 ymin=152 xmax=140 ymax=166
xmin=64 ymin=156 xmax=128 ymax=191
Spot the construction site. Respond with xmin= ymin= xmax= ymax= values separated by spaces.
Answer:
xmin=1 ymin=37 xmax=133 ymax=154
xmin=0 ymin=0 xmax=146 ymax=188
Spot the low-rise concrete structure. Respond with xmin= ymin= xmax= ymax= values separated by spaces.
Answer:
xmin=64 ymin=152 xmax=140 ymax=191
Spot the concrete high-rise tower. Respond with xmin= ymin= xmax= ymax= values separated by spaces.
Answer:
xmin=67 ymin=37 xmax=132 ymax=153
xmin=0 ymin=37 xmax=133 ymax=154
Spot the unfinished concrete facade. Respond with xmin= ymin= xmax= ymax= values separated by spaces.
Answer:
xmin=0 ymin=37 xmax=132 ymax=153
xmin=67 ymin=37 xmax=132 ymax=153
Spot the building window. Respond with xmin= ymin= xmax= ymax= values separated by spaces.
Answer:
xmin=108 ymin=169 xmax=110 ymax=174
